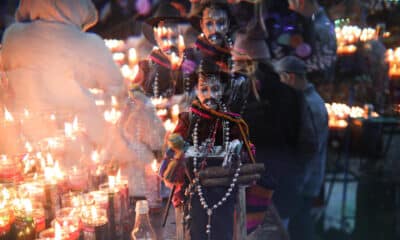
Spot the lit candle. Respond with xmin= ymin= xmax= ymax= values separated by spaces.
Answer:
xmin=171 ymin=104 xmax=180 ymax=123
xmin=0 ymin=155 xmax=22 ymax=183
xmin=144 ymin=160 xmax=162 ymax=212
xmin=13 ymin=198 xmax=36 ymax=240
xmin=99 ymin=178 xmax=120 ymax=239
xmin=128 ymin=48 xmax=138 ymax=67
xmin=38 ymin=221 xmax=70 ymax=240
xmin=112 ymin=52 xmax=125 ymax=65
xmin=68 ymin=166 xmax=88 ymax=192
xmin=54 ymin=208 xmax=82 ymax=240
xmin=0 ymin=205 xmax=12 ymax=238
xmin=81 ymin=206 xmax=108 ymax=240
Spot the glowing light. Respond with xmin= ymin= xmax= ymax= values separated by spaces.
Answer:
xmin=151 ymin=159 xmax=158 ymax=173
xmin=4 ymin=107 xmax=14 ymax=122
xmin=128 ymin=48 xmax=138 ymax=66
xmin=91 ymin=150 xmax=99 ymax=163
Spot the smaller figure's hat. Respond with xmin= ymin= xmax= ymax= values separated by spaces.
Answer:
xmin=142 ymin=1 xmax=189 ymax=45
xmin=232 ymin=21 xmax=270 ymax=61
xmin=188 ymin=0 xmax=237 ymax=33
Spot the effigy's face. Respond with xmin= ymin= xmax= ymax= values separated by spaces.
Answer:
xmin=154 ymin=21 xmax=180 ymax=57
xmin=200 ymin=7 xmax=229 ymax=46
xmin=196 ymin=74 xmax=223 ymax=110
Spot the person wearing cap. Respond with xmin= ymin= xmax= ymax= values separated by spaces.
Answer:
xmin=273 ymin=55 xmax=328 ymax=240
xmin=137 ymin=0 xmax=196 ymax=99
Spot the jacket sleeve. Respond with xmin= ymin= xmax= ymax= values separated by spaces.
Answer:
xmin=83 ymin=33 xmax=124 ymax=96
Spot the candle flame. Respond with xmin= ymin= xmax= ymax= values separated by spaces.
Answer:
xmin=128 ymin=48 xmax=138 ymax=66
xmin=24 ymin=108 xmax=30 ymax=118
xmin=4 ymin=107 xmax=14 ymax=122
xmin=91 ymin=150 xmax=99 ymax=163
xmin=104 ymin=39 xmax=124 ymax=51
xmin=151 ymin=159 xmax=159 ymax=173
xmin=108 ymin=175 xmax=116 ymax=189
xmin=172 ymin=104 xmax=179 ymax=117
xmin=54 ymin=221 xmax=62 ymax=240
xmin=95 ymin=100 xmax=105 ymax=106
xmin=46 ymin=153 xmax=54 ymax=165
xmin=71 ymin=196 xmax=81 ymax=208
xmin=72 ymin=116 xmax=79 ymax=131
xmin=50 ymin=114 xmax=56 ymax=121
xmin=151 ymin=96 xmax=164 ymax=107
xmin=25 ymin=142 xmax=33 ymax=153
xmin=22 ymin=198 xmax=32 ymax=214
xmin=171 ymin=52 xmax=180 ymax=69
xmin=88 ymin=88 xmax=104 ymax=95
xmin=111 ymin=96 xmax=118 ymax=107
xmin=163 ymin=119 xmax=176 ymax=132
xmin=178 ymin=35 xmax=185 ymax=53
xmin=116 ymin=169 xmax=121 ymax=184
xmin=91 ymin=205 xmax=97 ymax=219
xmin=112 ymin=52 xmax=125 ymax=63
xmin=104 ymin=108 xmax=121 ymax=124
xmin=131 ymin=64 xmax=139 ymax=81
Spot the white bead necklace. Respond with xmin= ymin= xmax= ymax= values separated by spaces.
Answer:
xmin=191 ymin=103 xmax=242 ymax=240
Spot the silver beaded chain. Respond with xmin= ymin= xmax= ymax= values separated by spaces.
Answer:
xmin=153 ymin=70 xmax=159 ymax=98
xmin=191 ymin=103 xmax=242 ymax=240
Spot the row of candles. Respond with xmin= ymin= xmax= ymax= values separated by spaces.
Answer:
xmin=104 ymin=38 xmax=183 ymax=133
xmin=325 ymin=102 xmax=379 ymax=129
xmin=335 ymin=25 xmax=387 ymax=55
xmin=0 ymin=159 xmax=160 ymax=240
xmin=385 ymin=47 xmax=400 ymax=77
xmin=0 ymin=102 xmax=162 ymax=239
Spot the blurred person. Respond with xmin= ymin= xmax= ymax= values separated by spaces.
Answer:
xmin=0 ymin=0 xmax=153 ymax=175
xmin=232 ymin=18 xmax=292 ymax=240
xmin=273 ymin=56 xmax=329 ymax=240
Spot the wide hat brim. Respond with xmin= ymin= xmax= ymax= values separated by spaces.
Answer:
xmin=143 ymin=1 xmax=189 ymax=45
xmin=188 ymin=1 xmax=237 ymax=33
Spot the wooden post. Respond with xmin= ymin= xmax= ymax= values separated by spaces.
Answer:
xmin=234 ymin=186 xmax=247 ymax=240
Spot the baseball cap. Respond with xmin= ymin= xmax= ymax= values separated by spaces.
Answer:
xmin=273 ymin=56 xmax=307 ymax=74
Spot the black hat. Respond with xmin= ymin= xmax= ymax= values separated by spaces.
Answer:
xmin=142 ymin=1 xmax=188 ymax=45
xmin=188 ymin=0 xmax=236 ymax=33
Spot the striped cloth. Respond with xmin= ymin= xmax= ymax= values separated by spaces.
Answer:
xmin=246 ymin=184 xmax=274 ymax=234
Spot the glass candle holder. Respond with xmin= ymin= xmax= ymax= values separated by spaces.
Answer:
xmin=13 ymin=215 xmax=36 ymax=240
xmin=67 ymin=168 xmax=88 ymax=192
xmin=31 ymin=201 xmax=46 ymax=234
xmin=0 ymin=206 xmax=12 ymax=237
xmin=54 ymin=207 xmax=82 ymax=240
xmin=38 ymin=226 xmax=70 ymax=240
xmin=144 ymin=162 xmax=162 ymax=212
xmin=0 ymin=155 xmax=22 ymax=184
xmin=17 ymin=180 xmax=45 ymax=203
xmin=99 ymin=183 xmax=120 ymax=239
xmin=80 ymin=206 xmax=108 ymax=240
xmin=61 ymin=192 xmax=84 ymax=209
xmin=84 ymin=191 xmax=108 ymax=210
